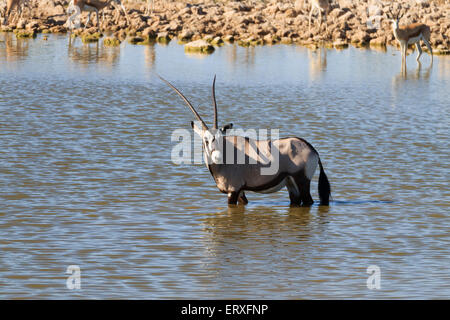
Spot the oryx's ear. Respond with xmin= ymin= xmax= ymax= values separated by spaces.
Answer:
xmin=220 ymin=123 xmax=233 ymax=134
xmin=191 ymin=121 xmax=204 ymax=137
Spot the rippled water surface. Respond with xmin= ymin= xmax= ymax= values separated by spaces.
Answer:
xmin=0 ymin=33 xmax=449 ymax=299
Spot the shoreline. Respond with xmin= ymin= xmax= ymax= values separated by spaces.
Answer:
xmin=0 ymin=0 xmax=449 ymax=54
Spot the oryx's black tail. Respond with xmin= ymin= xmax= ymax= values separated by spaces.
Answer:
xmin=318 ymin=158 xmax=331 ymax=206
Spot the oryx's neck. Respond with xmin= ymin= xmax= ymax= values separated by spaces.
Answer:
xmin=206 ymin=163 xmax=229 ymax=193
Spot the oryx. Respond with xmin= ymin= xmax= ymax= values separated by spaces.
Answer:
xmin=160 ymin=76 xmax=331 ymax=206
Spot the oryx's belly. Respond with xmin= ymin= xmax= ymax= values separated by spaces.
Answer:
xmin=408 ymin=35 xmax=421 ymax=44
xmin=256 ymin=178 xmax=287 ymax=194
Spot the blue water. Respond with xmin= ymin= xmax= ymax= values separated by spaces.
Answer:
xmin=0 ymin=33 xmax=449 ymax=298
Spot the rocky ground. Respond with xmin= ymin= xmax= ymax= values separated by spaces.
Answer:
xmin=1 ymin=0 xmax=449 ymax=53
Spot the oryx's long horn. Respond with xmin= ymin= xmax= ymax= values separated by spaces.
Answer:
xmin=212 ymin=75 xmax=218 ymax=129
xmin=158 ymin=75 xmax=208 ymax=130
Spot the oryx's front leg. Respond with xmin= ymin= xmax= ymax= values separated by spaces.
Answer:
xmin=286 ymin=177 xmax=301 ymax=206
xmin=227 ymin=191 xmax=240 ymax=205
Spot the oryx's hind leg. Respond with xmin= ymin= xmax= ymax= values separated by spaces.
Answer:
xmin=293 ymin=175 xmax=314 ymax=206
xmin=286 ymin=177 xmax=301 ymax=206
xmin=238 ymin=191 xmax=248 ymax=205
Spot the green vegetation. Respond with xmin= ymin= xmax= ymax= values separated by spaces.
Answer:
xmin=14 ymin=30 xmax=37 ymax=39
xmin=104 ymin=37 xmax=121 ymax=46
xmin=81 ymin=32 xmax=103 ymax=43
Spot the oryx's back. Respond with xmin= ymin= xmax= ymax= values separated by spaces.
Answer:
xmin=216 ymin=136 xmax=320 ymax=192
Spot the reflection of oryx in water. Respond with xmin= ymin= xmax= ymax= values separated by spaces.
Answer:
xmin=160 ymin=76 xmax=331 ymax=206
xmin=200 ymin=206 xmax=330 ymax=267
xmin=66 ymin=0 xmax=128 ymax=30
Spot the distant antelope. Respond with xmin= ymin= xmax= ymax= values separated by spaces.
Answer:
xmin=387 ymin=7 xmax=433 ymax=65
xmin=160 ymin=76 xmax=331 ymax=206
xmin=309 ymin=0 xmax=330 ymax=31
xmin=66 ymin=0 xmax=128 ymax=30
xmin=145 ymin=0 xmax=155 ymax=15
xmin=1 ymin=0 xmax=30 ymax=25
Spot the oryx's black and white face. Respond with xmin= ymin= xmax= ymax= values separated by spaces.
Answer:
xmin=192 ymin=123 xmax=223 ymax=164
xmin=159 ymin=74 xmax=233 ymax=165
xmin=191 ymin=122 xmax=233 ymax=164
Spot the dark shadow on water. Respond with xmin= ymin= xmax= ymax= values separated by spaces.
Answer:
xmin=236 ymin=199 xmax=396 ymax=208
xmin=332 ymin=199 xmax=396 ymax=205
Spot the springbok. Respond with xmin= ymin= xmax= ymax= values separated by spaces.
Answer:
xmin=66 ymin=0 xmax=128 ymax=30
xmin=1 ymin=0 xmax=30 ymax=25
xmin=160 ymin=76 xmax=331 ymax=206
xmin=387 ymin=7 xmax=433 ymax=65
xmin=309 ymin=0 xmax=330 ymax=31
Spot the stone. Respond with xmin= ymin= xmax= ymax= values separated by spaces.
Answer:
xmin=185 ymin=39 xmax=215 ymax=53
